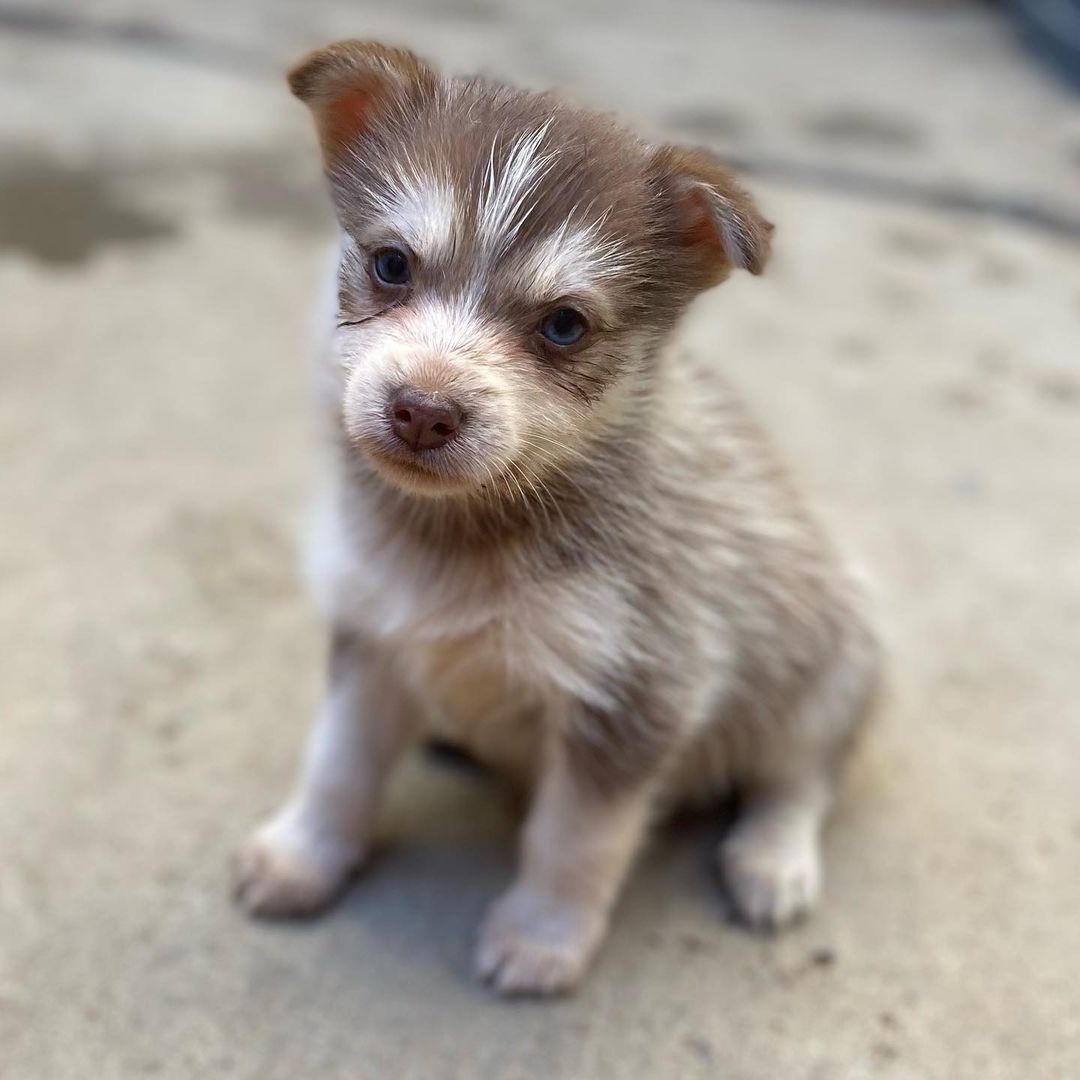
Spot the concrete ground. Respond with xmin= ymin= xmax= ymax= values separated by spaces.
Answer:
xmin=2 ymin=1 xmax=1079 ymax=1077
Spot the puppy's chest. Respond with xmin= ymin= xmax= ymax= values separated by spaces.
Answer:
xmin=343 ymin=545 xmax=630 ymax=718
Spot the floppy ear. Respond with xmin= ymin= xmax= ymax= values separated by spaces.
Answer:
xmin=287 ymin=40 xmax=438 ymax=159
xmin=650 ymin=144 xmax=773 ymax=286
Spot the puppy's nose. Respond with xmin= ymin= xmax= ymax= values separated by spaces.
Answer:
xmin=389 ymin=389 xmax=463 ymax=451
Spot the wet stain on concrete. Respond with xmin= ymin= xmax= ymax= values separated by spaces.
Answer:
xmin=835 ymin=333 xmax=878 ymax=364
xmin=0 ymin=157 xmax=176 ymax=266
xmin=975 ymin=346 xmax=1012 ymax=376
xmin=872 ymin=1042 xmax=901 ymax=1063
xmin=1033 ymin=369 xmax=1080 ymax=405
xmin=0 ymin=144 xmax=337 ymax=264
xmin=977 ymin=251 xmax=1023 ymax=285
xmin=873 ymin=276 xmax=922 ymax=312
xmin=727 ymin=148 xmax=1080 ymax=241
xmin=803 ymin=109 xmax=922 ymax=150
xmin=405 ymin=0 xmax=500 ymax=21
xmin=211 ymin=148 xmax=332 ymax=233
xmin=939 ymin=382 xmax=986 ymax=411
xmin=0 ymin=5 xmax=270 ymax=75
xmin=665 ymin=106 xmax=750 ymax=141
xmin=882 ymin=225 xmax=947 ymax=260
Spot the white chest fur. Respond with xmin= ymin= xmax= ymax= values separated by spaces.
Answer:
xmin=305 ymin=490 xmax=636 ymax=732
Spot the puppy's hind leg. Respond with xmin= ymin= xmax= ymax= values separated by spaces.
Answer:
xmin=719 ymin=773 xmax=831 ymax=930
xmin=719 ymin=630 xmax=879 ymax=930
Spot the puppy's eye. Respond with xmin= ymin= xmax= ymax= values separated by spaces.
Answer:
xmin=372 ymin=247 xmax=411 ymax=286
xmin=539 ymin=307 xmax=588 ymax=347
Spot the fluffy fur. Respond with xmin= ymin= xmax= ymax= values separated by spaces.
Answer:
xmin=234 ymin=41 xmax=880 ymax=997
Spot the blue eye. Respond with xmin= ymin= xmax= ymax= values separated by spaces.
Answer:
xmin=373 ymin=248 xmax=411 ymax=286
xmin=539 ymin=307 xmax=588 ymax=347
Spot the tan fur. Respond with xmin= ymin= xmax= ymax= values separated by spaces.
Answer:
xmin=235 ymin=41 xmax=881 ymax=997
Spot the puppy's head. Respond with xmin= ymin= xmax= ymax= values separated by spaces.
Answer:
xmin=291 ymin=41 xmax=772 ymax=498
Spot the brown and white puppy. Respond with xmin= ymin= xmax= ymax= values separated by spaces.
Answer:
xmin=234 ymin=41 xmax=880 ymax=996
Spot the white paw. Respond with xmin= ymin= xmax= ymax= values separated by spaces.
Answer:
xmin=475 ymin=886 xmax=605 ymax=997
xmin=233 ymin=818 xmax=362 ymax=919
xmin=719 ymin=825 xmax=822 ymax=930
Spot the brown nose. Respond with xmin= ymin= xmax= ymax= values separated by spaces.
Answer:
xmin=388 ymin=389 xmax=463 ymax=451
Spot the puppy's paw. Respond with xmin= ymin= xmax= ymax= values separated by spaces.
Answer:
xmin=475 ymin=886 xmax=604 ymax=997
xmin=233 ymin=820 xmax=360 ymax=919
xmin=719 ymin=826 xmax=822 ymax=931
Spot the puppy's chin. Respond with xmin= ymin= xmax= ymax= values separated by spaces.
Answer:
xmin=350 ymin=433 xmax=484 ymax=499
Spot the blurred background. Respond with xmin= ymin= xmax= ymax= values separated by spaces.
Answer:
xmin=2 ymin=2 xmax=1078 ymax=1078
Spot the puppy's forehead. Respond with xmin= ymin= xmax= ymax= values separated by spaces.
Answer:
xmin=334 ymin=81 xmax=653 ymax=304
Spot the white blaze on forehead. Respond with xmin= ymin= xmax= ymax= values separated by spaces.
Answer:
xmin=369 ymin=167 xmax=460 ymax=261
xmin=476 ymin=119 xmax=560 ymax=252
xmin=516 ymin=215 xmax=631 ymax=312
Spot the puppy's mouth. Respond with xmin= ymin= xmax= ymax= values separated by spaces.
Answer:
xmin=349 ymin=425 xmax=488 ymax=496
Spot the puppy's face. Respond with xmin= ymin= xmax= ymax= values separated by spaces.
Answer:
xmin=291 ymin=42 xmax=772 ymax=498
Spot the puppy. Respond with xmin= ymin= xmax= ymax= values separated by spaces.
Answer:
xmin=235 ymin=41 xmax=880 ymax=996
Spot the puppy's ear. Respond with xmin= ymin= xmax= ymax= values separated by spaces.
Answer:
xmin=288 ymin=40 xmax=438 ymax=158
xmin=650 ymin=145 xmax=773 ymax=285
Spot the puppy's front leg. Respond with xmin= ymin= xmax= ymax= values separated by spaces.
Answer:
xmin=476 ymin=701 xmax=672 ymax=996
xmin=235 ymin=629 xmax=417 ymax=917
